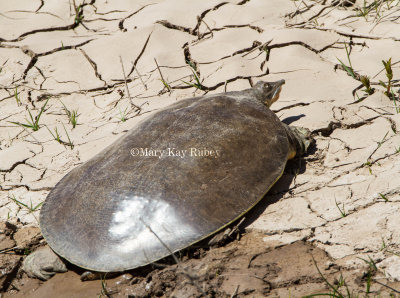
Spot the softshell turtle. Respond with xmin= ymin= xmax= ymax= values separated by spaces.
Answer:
xmin=26 ymin=79 xmax=311 ymax=278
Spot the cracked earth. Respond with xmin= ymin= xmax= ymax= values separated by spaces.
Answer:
xmin=1 ymin=0 xmax=400 ymax=297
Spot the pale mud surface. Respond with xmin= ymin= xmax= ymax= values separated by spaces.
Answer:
xmin=1 ymin=0 xmax=400 ymax=297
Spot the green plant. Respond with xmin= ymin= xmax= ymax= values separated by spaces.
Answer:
xmin=154 ymin=58 xmax=171 ymax=92
xmin=14 ymin=87 xmax=22 ymax=106
xmin=364 ymin=161 xmax=373 ymax=174
xmin=358 ymin=256 xmax=378 ymax=294
xmin=377 ymin=131 xmax=389 ymax=148
xmin=360 ymin=76 xmax=374 ymax=95
xmin=98 ymin=274 xmax=112 ymax=298
xmin=356 ymin=0 xmax=390 ymax=21
xmin=379 ymin=58 xmax=393 ymax=97
xmin=357 ymin=0 xmax=371 ymax=19
xmin=9 ymin=97 xmax=50 ymax=131
xmin=185 ymin=59 xmax=197 ymax=72
xmin=117 ymin=106 xmax=128 ymax=122
xmin=46 ymin=123 xmax=74 ymax=149
xmin=9 ymin=195 xmax=43 ymax=213
xmin=73 ymin=0 xmax=84 ymax=25
xmin=304 ymin=257 xmax=352 ymax=297
xmin=335 ymin=198 xmax=347 ymax=217
xmin=381 ymin=237 xmax=387 ymax=250
xmin=378 ymin=193 xmax=389 ymax=202
xmin=60 ymin=101 xmax=79 ymax=128
xmin=390 ymin=89 xmax=400 ymax=114
xmin=337 ymin=43 xmax=357 ymax=79
xmin=182 ymin=65 xmax=204 ymax=90
xmin=358 ymin=255 xmax=378 ymax=271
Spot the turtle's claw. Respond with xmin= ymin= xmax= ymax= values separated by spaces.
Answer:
xmin=22 ymin=246 xmax=67 ymax=281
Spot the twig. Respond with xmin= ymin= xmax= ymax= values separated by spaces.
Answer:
xmin=231 ymin=285 xmax=239 ymax=297
xmin=373 ymin=279 xmax=400 ymax=294
xmin=140 ymin=218 xmax=206 ymax=296
xmin=119 ymin=56 xmax=141 ymax=112
xmin=0 ymin=246 xmax=19 ymax=254
xmin=154 ymin=58 xmax=171 ymax=92
xmin=134 ymin=65 xmax=147 ymax=90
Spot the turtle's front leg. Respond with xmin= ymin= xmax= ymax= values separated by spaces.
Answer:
xmin=282 ymin=124 xmax=312 ymax=159
xmin=22 ymin=246 xmax=67 ymax=280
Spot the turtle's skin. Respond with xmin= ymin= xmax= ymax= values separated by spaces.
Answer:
xmin=34 ymin=80 xmax=310 ymax=275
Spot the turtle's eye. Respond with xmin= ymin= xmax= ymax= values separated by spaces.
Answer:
xmin=262 ymin=83 xmax=272 ymax=94
xmin=264 ymin=83 xmax=272 ymax=91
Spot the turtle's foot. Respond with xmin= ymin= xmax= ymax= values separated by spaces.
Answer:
xmin=80 ymin=271 xmax=102 ymax=281
xmin=208 ymin=218 xmax=245 ymax=247
xmin=80 ymin=271 xmax=119 ymax=281
xmin=22 ymin=246 xmax=67 ymax=281
xmin=283 ymin=124 xmax=313 ymax=159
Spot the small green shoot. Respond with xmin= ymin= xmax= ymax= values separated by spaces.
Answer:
xmin=379 ymin=58 xmax=393 ymax=98
xmin=386 ymin=250 xmax=400 ymax=258
xmin=358 ymin=255 xmax=378 ymax=272
xmin=378 ymin=193 xmax=389 ymax=202
xmin=9 ymin=195 xmax=43 ymax=213
xmin=160 ymin=78 xmax=171 ymax=92
xmin=9 ymin=97 xmax=50 ymax=131
xmin=182 ymin=65 xmax=204 ymax=90
xmin=117 ymin=106 xmax=128 ymax=122
xmin=381 ymin=237 xmax=387 ymax=250
xmin=73 ymin=0 xmax=84 ymax=25
xmin=61 ymin=41 xmax=64 ymax=50
xmin=46 ymin=123 xmax=74 ymax=149
xmin=335 ymin=198 xmax=347 ymax=217
xmin=377 ymin=131 xmax=389 ymax=149
xmin=304 ymin=257 xmax=350 ymax=297
xmin=357 ymin=0 xmax=371 ymax=19
xmin=364 ymin=161 xmax=372 ymax=174
xmin=395 ymin=146 xmax=400 ymax=153
xmin=358 ymin=255 xmax=378 ymax=294
xmin=365 ymin=270 xmax=372 ymax=294
xmin=98 ymin=274 xmax=112 ymax=298
xmin=14 ymin=87 xmax=22 ymax=106
xmin=391 ymin=89 xmax=400 ymax=114
xmin=185 ymin=59 xmax=197 ymax=72
xmin=154 ymin=58 xmax=171 ymax=92
xmin=63 ymin=123 xmax=74 ymax=149
xmin=59 ymin=100 xmax=79 ymax=128
xmin=337 ymin=43 xmax=356 ymax=79
xmin=366 ymin=131 xmax=390 ymax=163
xmin=360 ymin=75 xmax=374 ymax=95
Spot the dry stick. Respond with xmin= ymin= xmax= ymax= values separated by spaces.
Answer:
xmin=373 ymin=279 xmax=400 ymax=294
xmin=0 ymin=246 xmax=19 ymax=254
xmin=198 ymin=18 xmax=213 ymax=39
xmin=133 ymin=64 xmax=147 ymax=90
xmin=241 ymin=39 xmax=272 ymax=57
xmin=119 ymin=56 xmax=141 ymax=112
xmin=154 ymin=58 xmax=171 ymax=92
xmin=231 ymin=285 xmax=239 ymax=298
xmin=140 ymin=218 xmax=206 ymax=296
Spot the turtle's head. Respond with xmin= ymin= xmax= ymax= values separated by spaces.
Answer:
xmin=253 ymin=80 xmax=285 ymax=108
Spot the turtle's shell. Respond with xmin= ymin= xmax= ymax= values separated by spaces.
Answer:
xmin=40 ymin=90 xmax=290 ymax=272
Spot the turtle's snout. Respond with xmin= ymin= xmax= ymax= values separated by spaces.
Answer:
xmin=254 ymin=80 xmax=285 ymax=107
